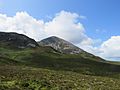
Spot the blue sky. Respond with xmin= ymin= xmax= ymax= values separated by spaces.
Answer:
xmin=1 ymin=0 xmax=120 ymax=41
xmin=0 ymin=0 xmax=120 ymax=61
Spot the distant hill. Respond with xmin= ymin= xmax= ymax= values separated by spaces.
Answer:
xmin=0 ymin=32 xmax=39 ymax=49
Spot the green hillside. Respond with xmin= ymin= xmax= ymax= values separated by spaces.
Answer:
xmin=0 ymin=43 xmax=120 ymax=90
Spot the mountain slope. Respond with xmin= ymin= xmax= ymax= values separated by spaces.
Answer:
xmin=0 ymin=32 xmax=120 ymax=89
xmin=0 ymin=32 xmax=39 ymax=49
xmin=38 ymin=36 xmax=105 ymax=62
xmin=39 ymin=36 xmax=83 ymax=54
xmin=0 ymin=44 xmax=120 ymax=90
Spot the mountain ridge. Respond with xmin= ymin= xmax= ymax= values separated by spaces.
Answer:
xmin=0 ymin=32 xmax=39 ymax=49
xmin=0 ymin=32 xmax=105 ymax=62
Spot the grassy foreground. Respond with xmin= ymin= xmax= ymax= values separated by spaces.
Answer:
xmin=0 ymin=65 xmax=120 ymax=90
xmin=0 ymin=45 xmax=120 ymax=90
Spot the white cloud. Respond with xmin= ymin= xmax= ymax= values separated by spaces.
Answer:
xmin=0 ymin=12 xmax=46 ymax=41
xmin=99 ymin=36 xmax=120 ymax=60
xmin=0 ymin=10 xmax=92 ymax=46
xmin=45 ymin=11 xmax=91 ymax=44
xmin=96 ymin=29 xmax=107 ymax=33
xmin=79 ymin=15 xmax=87 ymax=19
xmin=84 ymin=36 xmax=120 ymax=61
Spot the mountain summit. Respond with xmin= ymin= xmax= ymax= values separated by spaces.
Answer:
xmin=38 ymin=36 xmax=83 ymax=54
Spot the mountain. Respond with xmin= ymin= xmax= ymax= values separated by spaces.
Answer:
xmin=0 ymin=32 xmax=39 ymax=49
xmin=39 ymin=36 xmax=84 ymax=54
xmin=38 ymin=36 xmax=105 ymax=62
xmin=0 ymin=32 xmax=120 ymax=89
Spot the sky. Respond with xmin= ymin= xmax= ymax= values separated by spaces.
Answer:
xmin=0 ymin=0 xmax=120 ymax=61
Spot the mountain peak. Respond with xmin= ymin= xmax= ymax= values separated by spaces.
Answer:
xmin=38 ymin=36 xmax=83 ymax=54
xmin=48 ymin=36 xmax=59 ymax=39
xmin=42 ymin=36 xmax=64 ymax=41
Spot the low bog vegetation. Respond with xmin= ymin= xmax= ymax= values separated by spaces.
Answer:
xmin=0 ymin=45 xmax=120 ymax=90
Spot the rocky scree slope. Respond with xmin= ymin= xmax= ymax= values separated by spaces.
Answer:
xmin=39 ymin=36 xmax=84 ymax=54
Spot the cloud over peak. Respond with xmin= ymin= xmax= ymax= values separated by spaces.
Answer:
xmin=0 ymin=10 xmax=91 ymax=45
xmin=0 ymin=10 xmax=120 ymax=61
xmin=45 ymin=10 xmax=90 ymax=44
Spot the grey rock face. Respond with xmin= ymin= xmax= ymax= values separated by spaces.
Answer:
xmin=0 ymin=32 xmax=39 ymax=48
xmin=39 ymin=36 xmax=83 ymax=54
